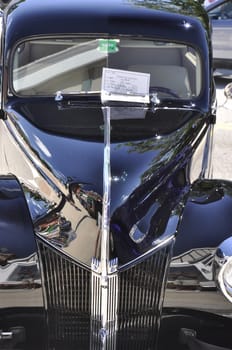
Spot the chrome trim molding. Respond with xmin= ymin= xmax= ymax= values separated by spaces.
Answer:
xmin=91 ymin=259 xmax=118 ymax=350
xmin=101 ymin=106 xmax=111 ymax=280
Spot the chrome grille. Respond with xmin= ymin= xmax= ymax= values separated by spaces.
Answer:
xmin=117 ymin=245 xmax=172 ymax=349
xmin=37 ymin=240 xmax=91 ymax=348
xmin=37 ymin=238 xmax=173 ymax=349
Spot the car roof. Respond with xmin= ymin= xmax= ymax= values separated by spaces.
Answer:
xmin=3 ymin=0 xmax=209 ymax=48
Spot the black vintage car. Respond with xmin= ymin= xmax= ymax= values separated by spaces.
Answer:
xmin=0 ymin=0 xmax=232 ymax=349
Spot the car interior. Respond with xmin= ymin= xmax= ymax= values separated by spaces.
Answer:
xmin=12 ymin=39 xmax=201 ymax=99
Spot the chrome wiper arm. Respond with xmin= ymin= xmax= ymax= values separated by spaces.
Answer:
xmin=150 ymin=92 xmax=161 ymax=105
xmin=54 ymin=90 xmax=101 ymax=101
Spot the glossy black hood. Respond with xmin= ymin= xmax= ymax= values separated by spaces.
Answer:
xmin=9 ymin=99 xmax=205 ymax=139
xmin=2 ymin=100 xmax=209 ymax=267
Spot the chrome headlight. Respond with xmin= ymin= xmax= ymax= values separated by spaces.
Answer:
xmin=214 ymin=237 xmax=232 ymax=303
xmin=218 ymin=256 xmax=232 ymax=303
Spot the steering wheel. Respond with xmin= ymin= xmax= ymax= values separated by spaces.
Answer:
xmin=150 ymin=86 xmax=180 ymax=98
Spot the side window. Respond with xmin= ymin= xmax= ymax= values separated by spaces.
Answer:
xmin=208 ymin=1 xmax=232 ymax=20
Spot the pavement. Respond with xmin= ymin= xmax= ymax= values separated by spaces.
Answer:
xmin=212 ymin=69 xmax=232 ymax=180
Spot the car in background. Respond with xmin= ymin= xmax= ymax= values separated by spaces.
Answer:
xmin=204 ymin=0 xmax=217 ymax=5
xmin=206 ymin=0 xmax=232 ymax=69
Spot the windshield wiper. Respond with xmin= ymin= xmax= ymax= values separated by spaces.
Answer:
xmin=54 ymin=90 xmax=101 ymax=101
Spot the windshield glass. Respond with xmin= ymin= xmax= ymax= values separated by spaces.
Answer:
xmin=12 ymin=37 xmax=201 ymax=99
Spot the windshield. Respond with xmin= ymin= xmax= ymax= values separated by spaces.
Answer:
xmin=12 ymin=37 xmax=202 ymax=99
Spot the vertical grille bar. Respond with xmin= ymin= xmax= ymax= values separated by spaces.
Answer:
xmin=90 ymin=271 xmax=102 ymax=349
xmin=107 ymin=273 xmax=118 ymax=350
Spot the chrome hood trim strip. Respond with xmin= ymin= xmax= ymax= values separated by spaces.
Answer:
xmin=101 ymin=106 xmax=111 ymax=277
xmin=93 ymin=106 xmax=117 ymax=349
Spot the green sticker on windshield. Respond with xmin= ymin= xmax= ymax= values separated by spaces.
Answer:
xmin=98 ymin=39 xmax=119 ymax=53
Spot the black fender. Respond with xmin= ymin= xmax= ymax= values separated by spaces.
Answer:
xmin=0 ymin=175 xmax=46 ymax=348
xmin=175 ymin=178 xmax=232 ymax=256
xmin=164 ymin=178 xmax=232 ymax=319
xmin=0 ymin=175 xmax=36 ymax=263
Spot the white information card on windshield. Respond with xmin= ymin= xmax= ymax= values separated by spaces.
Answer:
xmin=101 ymin=68 xmax=150 ymax=104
